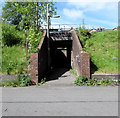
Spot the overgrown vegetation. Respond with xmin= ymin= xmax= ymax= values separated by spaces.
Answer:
xmin=74 ymin=76 xmax=119 ymax=86
xmin=0 ymin=76 xmax=47 ymax=87
xmin=2 ymin=46 xmax=27 ymax=74
xmin=78 ymin=26 xmax=91 ymax=47
xmin=18 ymin=74 xmax=32 ymax=87
xmin=1 ymin=1 xmax=56 ymax=74
xmin=2 ymin=21 xmax=43 ymax=74
xmin=2 ymin=22 xmax=22 ymax=46
xmin=27 ymin=28 xmax=43 ymax=53
xmin=1 ymin=2 xmax=56 ymax=87
xmin=78 ymin=27 xmax=118 ymax=74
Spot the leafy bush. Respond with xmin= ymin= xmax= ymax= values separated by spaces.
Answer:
xmin=78 ymin=26 xmax=91 ymax=47
xmin=74 ymin=76 xmax=119 ymax=86
xmin=26 ymin=28 xmax=43 ymax=53
xmin=2 ymin=22 xmax=22 ymax=46
xmin=18 ymin=74 xmax=32 ymax=87
xmin=74 ymin=76 xmax=88 ymax=86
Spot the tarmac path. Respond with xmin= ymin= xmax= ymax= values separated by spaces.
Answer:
xmin=1 ymin=68 xmax=119 ymax=116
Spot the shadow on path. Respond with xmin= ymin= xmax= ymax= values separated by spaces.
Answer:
xmin=45 ymin=68 xmax=70 ymax=81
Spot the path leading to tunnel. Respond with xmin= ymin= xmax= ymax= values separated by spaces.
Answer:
xmin=2 ymin=69 xmax=118 ymax=116
xmin=44 ymin=68 xmax=76 ymax=87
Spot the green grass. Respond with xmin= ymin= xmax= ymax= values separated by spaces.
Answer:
xmin=0 ymin=79 xmax=20 ymax=87
xmin=84 ymin=30 xmax=118 ymax=74
xmin=2 ymin=45 xmax=27 ymax=74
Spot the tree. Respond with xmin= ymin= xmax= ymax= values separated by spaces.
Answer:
xmin=2 ymin=2 xmax=56 ymax=30
xmin=2 ymin=2 xmax=22 ymax=29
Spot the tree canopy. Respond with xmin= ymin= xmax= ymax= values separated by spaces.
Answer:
xmin=2 ymin=2 xmax=56 ymax=30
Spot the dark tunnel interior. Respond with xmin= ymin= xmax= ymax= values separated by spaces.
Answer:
xmin=45 ymin=40 xmax=72 ymax=81
xmin=51 ymin=48 xmax=71 ymax=68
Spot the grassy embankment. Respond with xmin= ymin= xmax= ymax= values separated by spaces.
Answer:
xmin=1 ymin=22 xmax=43 ymax=75
xmin=83 ymin=30 xmax=118 ymax=74
xmin=2 ymin=45 xmax=27 ymax=74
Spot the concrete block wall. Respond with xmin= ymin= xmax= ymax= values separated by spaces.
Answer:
xmin=71 ymin=30 xmax=90 ymax=78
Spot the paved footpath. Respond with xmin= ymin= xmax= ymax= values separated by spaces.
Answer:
xmin=1 ymin=70 xmax=119 ymax=116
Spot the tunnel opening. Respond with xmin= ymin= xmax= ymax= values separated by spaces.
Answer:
xmin=45 ymin=38 xmax=72 ymax=81
xmin=50 ymin=39 xmax=72 ymax=68
xmin=45 ymin=47 xmax=72 ymax=81
xmin=31 ymin=29 xmax=90 ymax=83
xmin=51 ymin=48 xmax=71 ymax=68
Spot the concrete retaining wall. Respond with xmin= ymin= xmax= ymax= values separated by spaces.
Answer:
xmin=71 ymin=30 xmax=90 ymax=78
xmin=1 ymin=74 xmax=119 ymax=82
xmin=92 ymin=74 xmax=120 ymax=81
xmin=0 ymin=74 xmax=18 ymax=82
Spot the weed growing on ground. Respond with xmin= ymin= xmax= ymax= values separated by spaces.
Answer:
xmin=69 ymin=69 xmax=77 ymax=75
xmin=74 ymin=76 xmax=119 ymax=86
xmin=18 ymin=74 xmax=32 ymax=87
xmin=37 ymin=78 xmax=46 ymax=86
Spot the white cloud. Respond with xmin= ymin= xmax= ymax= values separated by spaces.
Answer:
xmin=63 ymin=8 xmax=84 ymax=19
xmin=66 ymin=1 xmax=118 ymax=11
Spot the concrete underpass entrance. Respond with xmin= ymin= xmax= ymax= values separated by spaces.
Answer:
xmin=30 ymin=29 xmax=90 ymax=83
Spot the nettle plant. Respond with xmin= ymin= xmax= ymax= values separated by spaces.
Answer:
xmin=18 ymin=74 xmax=32 ymax=87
